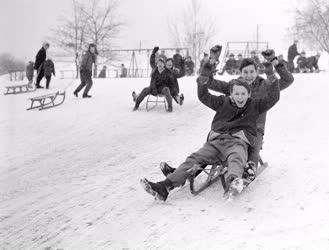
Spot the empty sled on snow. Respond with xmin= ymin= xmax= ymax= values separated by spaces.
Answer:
xmin=146 ymin=94 xmax=168 ymax=112
xmin=189 ymin=157 xmax=268 ymax=195
xmin=27 ymin=91 xmax=66 ymax=111
xmin=4 ymin=81 xmax=36 ymax=95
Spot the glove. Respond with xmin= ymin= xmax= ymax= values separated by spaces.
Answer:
xmin=210 ymin=45 xmax=222 ymax=62
xmin=199 ymin=60 xmax=216 ymax=77
xmin=261 ymin=49 xmax=277 ymax=62
xmin=152 ymin=46 xmax=159 ymax=54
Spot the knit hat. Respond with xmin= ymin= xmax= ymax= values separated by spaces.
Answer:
xmin=158 ymin=57 xmax=165 ymax=64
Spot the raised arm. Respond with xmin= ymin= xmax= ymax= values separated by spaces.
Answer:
xmin=197 ymin=77 xmax=225 ymax=111
xmin=256 ymin=78 xmax=280 ymax=114
xmin=207 ymin=78 xmax=231 ymax=95
xmin=262 ymin=49 xmax=294 ymax=91
xmin=150 ymin=47 xmax=159 ymax=70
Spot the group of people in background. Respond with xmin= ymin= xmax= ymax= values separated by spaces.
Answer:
xmin=287 ymin=39 xmax=321 ymax=73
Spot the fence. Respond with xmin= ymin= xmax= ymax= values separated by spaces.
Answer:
xmin=8 ymin=71 xmax=25 ymax=81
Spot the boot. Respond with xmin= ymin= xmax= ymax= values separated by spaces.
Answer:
xmin=140 ymin=178 xmax=173 ymax=201
xmin=132 ymin=91 xmax=137 ymax=102
xmin=179 ymin=93 xmax=184 ymax=105
xmin=73 ymin=91 xmax=78 ymax=97
xmin=83 ymin=94 xmax=92 ymax=98
xmin=160 ymin=162 xmax=176 ymax=177
xmin=224 ymin=174 xmax=244 ymax=200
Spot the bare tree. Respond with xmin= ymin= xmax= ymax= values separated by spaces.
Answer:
xmin=167 ymin=0 xmax=217 ymax=68
xmin=291 ymin=0 xmax=329 ymax=54
xmin=51 ymin=0 xmax=86 ymax=78
xmin=77 ymin=0 xmax=124 ymax=77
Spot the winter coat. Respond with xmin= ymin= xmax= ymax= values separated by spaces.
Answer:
xmin=120 ymin=67 xmax=127 ymax=77
xmin=34 ymin=47 xmax=47 ymax=70
xmin=150 ymin=68 xmax=175 ymax=94
xmin=306 ymin=56 xmax=319 ymax=70
xmin=80 ymin=51 xmax=96 ymax=72
xmin=288 ymin=44 xmax=299 ymax=62
xmin=43 ymin=59 xmax=55 ymax=76
xmin=185 ymin=60 xmax=195 ymax=75
xmin=167 ymin=68 xmax=180 ymax=94
xmin=173 ymin=53 xmax=184 ymax=71
xmin=224 ymin=59 xmax=237 ymax=70
xmin=26 ymin=62 xmax=34 ymax=80
xmin=205 ymin=62 xmax=294 ymax=135
xmin=198 ymin=79 xmax=280 ymax=147
xmin=297 ymin=56 xmax=308 ymax=68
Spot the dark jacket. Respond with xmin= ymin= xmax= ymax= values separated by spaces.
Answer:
xmin=205 ymin=62 xmax=294 ymax=135
xmin=80 ymin=51 xmax=96 ymax=72
xmin=34 ymin=47 xmax=47 ymax=70
xmin=288 ymin=44 xmax=299 ymax=61
xmin=297 ymin=56 xmax=308 ymax=68
xmin=185 ymin=60 xmax=195 ymax=75
xmin=224 ymin=58 xmax=237 ymax=70
xmin=26 ymin=62 xmax=34 ymax=81
xmin=173 ymin=53 xmax=184 ymax=69
xmin=306 ymin=56 xmax=319 ymax=70
xmin=43 ymin=59 xmax=55 ymax=76
xmin=150 ymin=68 xmax=175 ymax=94
xmin=198 ymin=79 xmax=280 ymax=147
xmin=167 ymin=68 xmax=180 ymax=94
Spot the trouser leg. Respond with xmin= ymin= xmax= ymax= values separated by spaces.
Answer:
xmin=135 ymin=87 xmax=151 ymax=108
xmin=45 ymin=76 xmax=51 ymax=88
xmin=36 ymin=68 xmax=44 ymax=86
xmin=167 ymin=140 xmax=224 ymax=187
xmin=161 ymin=87 xmax=173 ymax=109
xmin=248 ymin=132 xmax=264 ymax=167
xmin=83 ymin=72 xmax=93 ymax=95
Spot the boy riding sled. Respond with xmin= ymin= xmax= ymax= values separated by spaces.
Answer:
xmin=140 ymin=46 xmax=281 ymax=201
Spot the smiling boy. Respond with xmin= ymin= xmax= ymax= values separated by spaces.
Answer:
xmin=140 ymin=77 xmax=280 ymax=201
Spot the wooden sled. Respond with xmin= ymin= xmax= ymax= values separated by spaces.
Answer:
xmin=146 ymin=94 xmax=168 ymax=112
xmin=27 ymin=91 xmax=66 ymax=111
xmin=189 ymin=157 xmax=268 ymax=195
xmin=4 ymin=81 xmax=36 ymax=95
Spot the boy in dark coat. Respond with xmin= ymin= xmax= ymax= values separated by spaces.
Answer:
xmin=278 ymin=54 xmax=288 ymax=69
xmin=236 ymin=54 xmax=243 ymax=72
xmin=73 ymin=43 xmax=98 ymax=98
xmin=120 ymin=64 xmax=128 ymax=77
xmin=296 ymin=51 xmax=309 ymax=73
xmin=34 ymin=42 xmax=50 ymax=88
xmin=287 ymin=40 xmax=300 ymax=73
xmin=173 ymin=49 xmax=185 ymax=75
xmin=132 ymin=57 xmax=175 ymax=112
xmin=306 ymin=53 xmax=320 ymax=73
xmin=43 ymin=59 xmax=55 ymax=89
xmin=140 ymin=77 xmax=280 ymax=201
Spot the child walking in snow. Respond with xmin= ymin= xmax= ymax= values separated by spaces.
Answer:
xmin=140 ymin=76 xmax=280 ymax=201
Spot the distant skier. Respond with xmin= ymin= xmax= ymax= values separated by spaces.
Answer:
xmin=73 ymin=43 xmax=98 ymax=98
xmin=42 ymin=58 xmax=55 ymax=89
xmin=140 ymin=78 xmax=280 ymax=201
xmin=34 ymin=42 xmax=50 ymax=88
xmin=287 ymin=40 xmax=300 ymax=73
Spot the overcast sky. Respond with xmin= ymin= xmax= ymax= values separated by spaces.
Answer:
xmin=0 ymin=0 xmax=301 ymax=61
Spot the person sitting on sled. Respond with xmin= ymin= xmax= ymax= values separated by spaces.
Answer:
xmin=201 ymin=49 xmax=293 ymax=169
xmin=132 ymin=56 xmax=175 ymax=112
xmin=140 ymin=74 xmax=280 ymax=201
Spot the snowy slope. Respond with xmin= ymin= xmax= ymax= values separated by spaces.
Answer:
xmin=0 ymin=73 xmax=329 ymax=250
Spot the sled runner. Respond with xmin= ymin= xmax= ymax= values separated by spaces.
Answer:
xmin=189 ymin=157 xmax=268 ymax=196
xmin=4 ymin=81 xmax=36 ymax=95
xmin=27 ymin=91 xmax=66 ymax=111
xmin=146 ymin=94 xmax=168 ymax=111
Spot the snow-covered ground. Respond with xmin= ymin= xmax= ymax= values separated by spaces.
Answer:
xmin=1 ymin=72 xmax=329 ymax=250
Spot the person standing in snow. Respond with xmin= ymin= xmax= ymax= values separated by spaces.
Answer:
xmin=42 ymin=58 xmax=55 ymax=89
xmin=34 ymin=42 xmax=49 ymax=88
xmin=287 ymin=40 xmax=300 ymax=73
xmin=165 ymin=58 xmax=184 ymax=105
xmin=73 ymin=43 xmax=98 ymax=98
